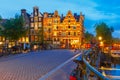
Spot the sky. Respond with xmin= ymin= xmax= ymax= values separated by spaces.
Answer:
xmin=0 ymin=0 xmax=120 ymax=38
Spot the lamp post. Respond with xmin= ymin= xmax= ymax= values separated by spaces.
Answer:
xmin=98 ymin=36 xmax=102 ymax=41
xmin=98 ymin=36 xmax=104 ymax=52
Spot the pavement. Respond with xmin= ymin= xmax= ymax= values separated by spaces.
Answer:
xmin=0 ymin=49 xmax=81 ymax=80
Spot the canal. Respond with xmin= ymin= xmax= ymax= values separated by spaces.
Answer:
xmin=100 ymin=53 xmax=120 ymax=79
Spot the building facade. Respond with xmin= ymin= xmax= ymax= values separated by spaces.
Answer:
xmin=21 ymin=6 xmax=85 ymax=49
xmin=43 ymin=10 xmax=84 ymax=49
xmin=29 ymin=7 xmax=43 ymax=49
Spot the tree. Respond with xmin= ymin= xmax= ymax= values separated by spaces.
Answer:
xmin=95 ymin=22 xmax=114 ymax=45
xmin=0 ymin=16 xmax=4 ymax=36
xmin=2 ymin=15 xmax=27 ymax=45
xmin=84 ymin=31 xmax=94 ymax=43
xmin=0 ymin=16 xmax=2 ymax=21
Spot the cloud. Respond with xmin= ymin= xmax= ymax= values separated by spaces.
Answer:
xmin=113 ymin=30 xmax=120 ymax=38
xmin=0 ymin=0 xmax=120 ymax=38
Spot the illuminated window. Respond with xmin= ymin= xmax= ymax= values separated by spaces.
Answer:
xmin=35 ymin=23 xmax=38 ymax=30
xmin=44 ymin=28 xmax=47 ymax=32
xmin=35 ymin=36 xmax=38 ymax=41
xmin=31 ymin=18 xmax=33 ymax=21
xmin=22 ymin=37 xmax=25 ymax=42
xmin=34 ymin=17 xmax=38 ymax=22
xmin=31 ymin=23 xmax=34 ymax=27
xmin=53 ymin=32 xmax=57 ymax=36
xmin=61 ymin=32 xmax=66 ymax=36
xmin=39 ymin=18 xmax=41 ymax=21
xmin=31 ymin=36 xmax=34 ymax=42
xmin=48 ymin=23 xmax=51 ymax=26
xmin=54 ymin=19 xmax=58 ymax=23
xmin=54 ymin=26 xmax=58 ymax=30
xmin=39 ymin=23 xmax=42 ymax=27
xmin=3 ymin=37 xmax=5 ymax=41
xmin=26 ymin=37 xmax=29 ymax=42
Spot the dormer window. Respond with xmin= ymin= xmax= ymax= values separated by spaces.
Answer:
xmin=31 ymin=18 xmax=33 ymax=21
xmin=39 ymin=18 xmax=41 ymax=21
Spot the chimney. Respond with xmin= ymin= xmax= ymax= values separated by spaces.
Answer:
xmin=21 ymin=9 xmax=26 ymax=14
xmin=21 ymin=9 xmax=26 ymax=16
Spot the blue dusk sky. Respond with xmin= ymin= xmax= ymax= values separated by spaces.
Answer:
xmin=0 ymin=0 xmax=120 ymax=38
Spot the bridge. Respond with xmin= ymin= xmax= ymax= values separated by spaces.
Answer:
xmin=74 ymin=46 xmax=120 ymax=80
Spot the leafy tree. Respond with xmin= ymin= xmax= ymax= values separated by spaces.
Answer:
xmin=0 ymin=16 xmax=3 ymax=35
xmin=0 ymin=16 xmax=2 ymax=21
xmin=2 ymin=15 xmax=27 ymax=45
xmin=84 ymin=31 xmax=94 ymax=43
xmin=95 ymin=22 xmax=114 ymax=45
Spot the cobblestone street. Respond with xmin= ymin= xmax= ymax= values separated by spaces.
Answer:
xmin=0 ymin=50 xmax=80 ymax=80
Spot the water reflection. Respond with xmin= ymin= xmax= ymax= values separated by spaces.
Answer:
xmin=100 ymin=54 xmax=120 ymax=79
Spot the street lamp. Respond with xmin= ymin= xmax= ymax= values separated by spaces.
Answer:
xmin=98 ymin=36 xmax=102 ymax=41
xmin=98 ymin=36 xmax=104 ymax=52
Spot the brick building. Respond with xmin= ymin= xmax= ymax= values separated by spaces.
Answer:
xmin=21 ymin=6 xmax=85 ymax=49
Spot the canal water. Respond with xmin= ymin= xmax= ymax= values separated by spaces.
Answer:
xmin=100 ymin=54 xmax=120 ymax=79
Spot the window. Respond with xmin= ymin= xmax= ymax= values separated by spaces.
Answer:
xmin=31 ymin=36 xmax=35 ymax=42
xmin=54 ymin=19 xmax=58 ymax=23
xmin=53 ymin=32 xmax=57 ymax=36
xmin=35 ymin=36 xmax=38 ymax=41
xmin=54 ymin=26 xmax=58 ymax=30
xmin=31 ymin=18 xmax=33 ymax=22
xmin=68 ymin=26 xmax=70 ymax=28
xmin=59 ymin=32 xmax=61 ymax=35
xmin=39 ymin=18 xmax=41 ymax=21
xmin=31 ymin=23 xmax=34 ymax=27
xmin=48 ymin=37 xmax=51 ymax=40
xmin=73 ymin=26 xmax=76 ymax=29
xmin=34 ymin=17 xmax=38 ymax=22
xmin=31 ymin=30 xmax=34 ymax=34
xmin=48 ymin=23 xmax=51 ymax=26
xmin=56 ymin=26 xmax=58 ymax=30
xmin=34 ymin=23 xmax=38 ymax=30
xmin=68 ymin=32 xmax=70 ymax=35
xmin=68 ymin=20 xmax=70 ymax=23
xmin=48 ymin=28 xmax=51 ymax=33
xmin=44 ymin=28 xmax=47 ymax=32
xmin=74 ymin=32 xmax=76 ymax=36
xmin=61 ymin=32 xmax=66 ymax=36
xmin=39 ymin=23 xmax=42 ymax=27
xmin=54 ymin=38 xmax=58 ymax=41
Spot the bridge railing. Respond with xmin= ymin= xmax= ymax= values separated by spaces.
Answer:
xmin=74 ymin=47 xmax=110 ymax=80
